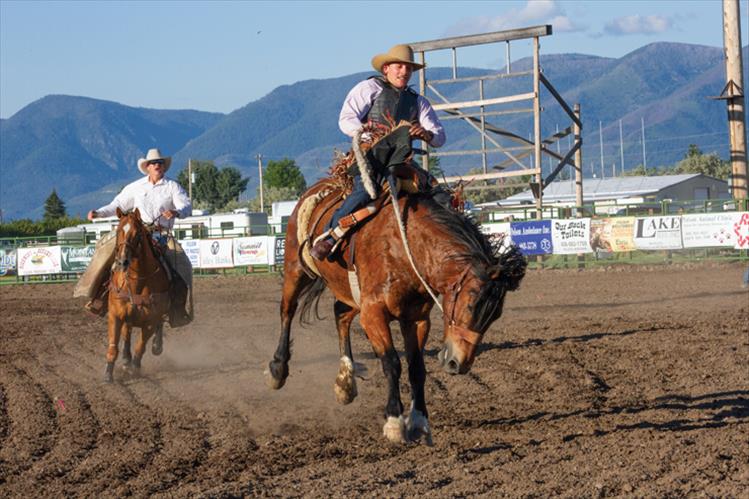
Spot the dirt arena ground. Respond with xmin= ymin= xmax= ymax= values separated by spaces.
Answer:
xmin=0 ymin=263 xmax=747 ymax=497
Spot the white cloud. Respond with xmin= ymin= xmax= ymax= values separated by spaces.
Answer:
xmin=446 ymin=0 xmax=586 ymax=37
xmin=604 ymin=15 xmax=672 ymax=36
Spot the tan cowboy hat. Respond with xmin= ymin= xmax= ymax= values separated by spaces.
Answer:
xmin=137 ymin=148 xmax=172 ymax=175
xmin=371 ymin=44 xmax=425 ymax=72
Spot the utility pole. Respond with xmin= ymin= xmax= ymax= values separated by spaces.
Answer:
xmin=619 ymin=119 xmax=625 ymax=173
xmin=641 ymin=117 xmax=647 ymax=169
xmin=257 ymin=154 xmax=264 ymax=212
xmin=187 ymin=159 xmax=193 ymax=200
xmin=599 ymin=120 xmax=604 ymax=179
xmin=722 ymin=0 xmax=748 ymax=200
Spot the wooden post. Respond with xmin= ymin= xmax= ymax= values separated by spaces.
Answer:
xmin=533 ymin=36 xmax=543 ymax=267
xmin=723 ymin=0 xmax=748 ymax=200
xmin=574 ymin=104 xmax=584 ymax=269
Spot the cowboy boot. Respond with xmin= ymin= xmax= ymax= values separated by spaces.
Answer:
xmin=310 ymin=236 xmax=336 ymax=260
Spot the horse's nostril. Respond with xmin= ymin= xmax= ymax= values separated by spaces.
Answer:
xmin=447 ymin=359 xmax=459 ymax=373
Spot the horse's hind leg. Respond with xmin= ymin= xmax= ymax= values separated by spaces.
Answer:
xmin=131 ymin=325 xmax=154 ymax=374
xmin=151 ymin=323 xmax=163 ymax=356
xmin=121 ymin=325 xmax=133 ymax=368
xmin=105 ymin=317 xmax=125 ymax=383
xmin=333 ymin=300 xmax=359 ymax=405
xmin=400 ymin=318 xmax=433 ymax=445
xmin=267 ymin=264 xmax=312 ymax=389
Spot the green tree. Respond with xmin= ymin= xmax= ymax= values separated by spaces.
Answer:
xmin=672 ymin=144 xmax=731 ymax=179
xmin=249 ymin=186 xmax=299 ymax=214
xmin=177 ymin=161 xmax=249 ymax=212
xmin=264 ymin=158 xmax=307 ymax=195
xmin=622 ymin=164 xmax=660 ymax=176
xmin=43 ymin=189 xmax=66 ymax=223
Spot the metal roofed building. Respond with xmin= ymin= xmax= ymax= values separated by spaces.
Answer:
xmin=478 ymin=174 xmax=731 ymax=218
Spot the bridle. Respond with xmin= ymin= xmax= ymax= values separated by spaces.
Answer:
xmin=444 ymin=265 xmax=482 ymax=346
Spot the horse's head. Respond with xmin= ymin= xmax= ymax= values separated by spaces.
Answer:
xmin=439 ymin=243 xmax=526 ymax=374
xmin=113 ymin=207 xmax=145 ymax=272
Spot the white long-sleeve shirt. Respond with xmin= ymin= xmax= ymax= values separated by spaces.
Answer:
xmin=95 ymin=176 xmax=191 ymax=230
xmin=338 ymin=79 xmax=446 ymax=148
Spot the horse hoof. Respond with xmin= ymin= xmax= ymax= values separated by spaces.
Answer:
xmin=334 ymin=356 xmax=357 ymax=405
xmin=383 ymin=416 xmax=407 ymax=444
xmin=406 ymin=409 xmax=434 ymax=446
xmin=265 ymin=360 xmax=288 ymax=390
xmin=265 ymin=369 xmax=286 ymax=390
xmin=152 ymin=341 xmax=163 ymax=356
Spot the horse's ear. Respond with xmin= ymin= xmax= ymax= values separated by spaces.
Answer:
xmin=116 ymin=207 xmax=123 ymax=219
xmin=133 ymin=208 xmax=141 ymax=221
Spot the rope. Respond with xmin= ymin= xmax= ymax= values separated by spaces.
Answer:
xmin=352 ymin=129 xmax=378 ymax=200
xmin=387 ymin=176 xmax=443 ymax=313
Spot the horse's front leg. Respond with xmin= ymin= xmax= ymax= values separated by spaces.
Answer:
xmin=267 ymin=264 xmax=311 ymax=389
xmin=360 ymin=304 xmax=405 ymax=444
xmin=105 ymin=316 xmax=125 ymax=383
xmin=400 ymin=318 xmax=433 ymax=446
xmin=333 ymin=300 xmax=359 ymax=405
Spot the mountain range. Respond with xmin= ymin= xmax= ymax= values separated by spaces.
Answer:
xmin=1 ymin=41 xmax=747 ymax=220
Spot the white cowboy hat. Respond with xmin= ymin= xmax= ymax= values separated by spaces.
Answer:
xmin=371 ymin=44 xmax=425 ymax=72
xmin=137 ymin=148 xmax=172 ymax=175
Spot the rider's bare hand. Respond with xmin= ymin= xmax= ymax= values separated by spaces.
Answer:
xmin=161 ymin=210 xmax=178 ymax=220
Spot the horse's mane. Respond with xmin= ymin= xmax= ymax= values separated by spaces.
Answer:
xmin=418 ymin=194 xmax=527 ymax=331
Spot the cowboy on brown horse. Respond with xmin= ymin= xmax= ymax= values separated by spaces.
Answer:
xmin=309 ymin=43 xmax=446 ymax=260
xmin=73 ymin=148 xmax=193 ymax=328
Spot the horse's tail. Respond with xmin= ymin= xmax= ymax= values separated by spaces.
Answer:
xmin=298 ymin=276 xmax=327 ymax=326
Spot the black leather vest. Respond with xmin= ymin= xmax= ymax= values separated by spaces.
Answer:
xmin=365 ymin=76 xmax=419 ymax=126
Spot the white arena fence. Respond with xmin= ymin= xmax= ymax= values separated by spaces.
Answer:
xmin=1 ymin=212 xmax=748 ymax=282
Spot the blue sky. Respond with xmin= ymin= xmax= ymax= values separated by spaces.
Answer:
xmin=1 ymin=0 xmax=746 ymax=119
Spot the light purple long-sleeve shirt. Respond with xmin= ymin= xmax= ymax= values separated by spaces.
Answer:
xmin=338 ymin=79 xmax=446 ymax=148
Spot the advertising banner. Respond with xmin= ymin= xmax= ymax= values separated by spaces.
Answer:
xmin=551 ymin=218 xmax=592 ymax=255
xmin=17 ymin=246 xmax=62 ymax=276
xmin=60 ymin=245 xmax=95 ymax=272
xmin=481 ymin=222 xmax=512 ymax=243
xmin=233 ymin=236 xmax=270 ymax=266
xmin=589 ymin=217 xmax=637 ymax=252
xmin=682 ymin=213 xmax=740 ymax=248
xmin=510 ymin=220 xmax=552 ymax=255
xmin=273 ymin=236 xmax=286 ymax=266
xmin=179 ymin=240 xmax=201 ymax=268
xmin=633 ymin=216 xmax=683 ymax=250
xmin=733 ymin=212 xmax=749 ymax=250
xmin=0 ymin=248 xmax=17 ymax=276
xmin=199 ymin=239 xmax=234 ymax=269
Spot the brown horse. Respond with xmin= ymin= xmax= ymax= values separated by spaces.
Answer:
xmin=267 ymin=177 xmax=527 ymax=444
xmin=104 ymin=208 xmax=170 ymax=382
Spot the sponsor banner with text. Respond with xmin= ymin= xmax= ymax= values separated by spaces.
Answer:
xmin=681 ymin=213 xmax=741 ymax=248
xmin=633 ymin=216 xmax=683 ymax=250
xmin=272 ymin=236 xmax=286 ymax=266
xmin=199 ymin=239 xmax=234 ymax=269
xmin=551 ymin=218 xmax=592 ymax=255
xmin=179 ymin=240 xmax=201 ymax=268
xmin=18 ymin=246 xmax=62 ymax=276
xmin=60 ymin=245 xmax=95 ymax=272
xmin=733 ymin=212 xmax=749 ymax=250
xmin=233 ymin=237 xmax=270 ymax=266
xmin=589 ymin=217 xmax=637 ymax=252
xmin=510 ymin=220 xmax=552 ymax=255
xmin=0 ymin=248 xmax=17 ymax=276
